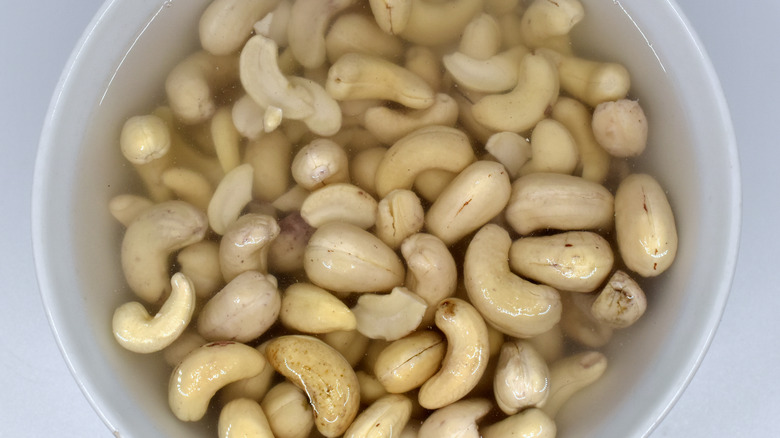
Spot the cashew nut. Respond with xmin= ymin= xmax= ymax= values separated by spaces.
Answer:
xmin=219 ymin=342 xmax=277 ymax=405
xmin=197 ymin=271 xmax=281 ymax=342
xmin=493 ymin=339 xmax=550 ymax=415
xmin=451 ymin=88 xmax=497 ymax=145
xmin=519 ymin=118 xmax=579 ymax=176
xmin=484 ymin=131 xmax=532 ymax=180
xmin=286 ymin=0 xmax=356 ymax=69
xmin=527 ymin=324 xmax=565 ymax=364
xmin=291 ymin=138 xmax=350 ymax=190
xmin=591 ymin=270 xmax=647 ymax=328
xmin=261 ymin=381 xmax=315 ymax=438
xmin=288 ymin=75 xmax=343 ymax=136
xmin=304 ymin=221 xmax=405 ymax=293
xmin=519 ymin=0 xmax=584 ymax=48
xmin=343 ymin=394 xmax=413 ymax=438
xmin=364 ymin=93 xmax=460 ymax=145
xmin=217 ymin=398 xmax=274 ymax=438
xmin=374 ymin=330 xmax=446 ymax=394
xmin=253 ymin=0 xmax=292 ymax=47
xmin=401 ymin=233 xmax=458 ymax=325
xmin=231 ymin=94 xmax=266 ymax=140
xmin=219 ymin=213 xmax=280 ymax=282
xmin=413 ymin=169 xmax=457 ymax=204
xmin=463 ymin=224 xmax=561 ymax=338
xmin=480 ymin=408 xmax=557 ymax=438
xmin=442 ymin=45 xmax=529 ymax=93
xmin=207 ymin=163 xmax=255 ymax=235
xmin=550 ymin=96 xmax=612 ymax=182
xmin=108 ymin=194 xmax=153 ymax=227
xmin=352 ymin=287 xmax=427 ymax=341
xmin=280 ymin=282 xmax=356 ymax=333
xmin=398 ymin=0 xmax=484 ymax=46
xmin=169 ymin=341 xmax=267 ymax=422
xmin=162 ymin=328 xmax=206 ymax=367
xmin=615 ymin=173 xmax=678 ymax=277
xmin=375 ymin=189 xmax=425 ymax=249
xmin=459 ymin=13 xmax=502 ymax=60
xmin=542 ymin=350 xmax=608 ymax=418
xmin=418 ymin=398 xmax=492 ymax=438
xmin=199 ymin=0 xmax=281 ymax=56
xmin=350 ymin=146 xmax=387 ymax=197
xmin=368 ymin=0 xmax=413 ymax=35
xmin=326 ymin=12 xmax=405 ymax=64
xmin=160 ymin=167 xmax=214 ymax=212
xmin=560 ymin=291 xmax=613 ymax=348
xmin=119 ymin=114 xmax=173 ymax=202
xmin=592 ymin=99 xmax=648 ymax=157
xmin=243 ymin=130 xmax=293 ymax=202
xmin=176 ymin=240 xmax=223 ymax=300
xmin=418 ymin=298 xmax=490 ymax=410
xmin=321 ymin=329 xmax=370 ymax=368
xmin=543 ymin=49 xmax=631 ymax=108
xmin=121 ymin=200 xmax=207 ymax=303
xmin=165 ymin=51 xmax=239 ymax=124
xmin=265 ymin=335 xmax=360 ymax=437
xmin=404 ymin=45 xmax=443 ymax=91
xmin=357 ymin=371 xmax=390 ymax=405
xmin=300 ymin=183 xmax=378 ymax=229
xmin=112 ymin=273 xmax=195 ymax=354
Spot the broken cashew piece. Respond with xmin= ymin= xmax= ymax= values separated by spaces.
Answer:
xmin=280 ymin=282 xmax=357 ymax=333
xmin=418 ymin=398 xmax=492 ymax=438
xmin=207 ymin=163 xmax=255 ymax=235
xmin=112 ymin=272 xmax=196 ymax=354
xmin=401 ymin=233 xmax=457 ymax=326
xmin=343 ymin=394 xmax=413 ymax=438
xmin=374 ymin=330 xmax=446 ymax=394
xmin=481 ymin=408 xmax=557 ymax=438
xmin=352 ymin=287 xmax=427 ymax=341
xmin=542 ymin=351 xmax=608 ymax=418
xmin=261 ymin=381 xmax=315 ymax=438
xmin=493 ymin=339 xmax=550 ymax=415
xmin=217 ymin=398 xmax=274 ymax=438
xmin=591 ymin=270 xmax=647 ymax=328
xmin=484 ymin=131 xmax=532 ymax=180
xmin=199 ymin=0 xmax=281 ymax=56
xmin=219 ymin=213 xmax=280 ymax=283
xmin=300 ymin=183 xmax=378 ymax=229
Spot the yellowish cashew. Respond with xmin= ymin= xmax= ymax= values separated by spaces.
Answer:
xmin=551 ymin=96 xmax=612 ymax=182
xmin=493 ymin=339 xmax=550 ymax=415
xmin=480 ymin=408 xmax=557 ymax=438
xmin=261 ymin=382 xmax=315 ymax=438
xmin=210 ymin=106 xmax=241 ymax=173
xmin=519 ymin=118 xmax=579 ymax=176
xmin=459 ymin=13 xmax=502 ymax=60
xmin=404 ymin=45 xmax=443 ymax=91
xmin=399 ymin=0 xmax=484 ymax=46
xmin=542 ymin=350 xmax=608 ymax=418
xmin=414 ymin=169 xmax=457 ymax=204
xmin=352 ymin=287 xmax=427 ymax=341
xmin=207 ymin=163 xmax=255 ymax=235
xmin=326 ymin=12 xmax=405 ymax=64
xmin=484 ymin=131 xmax=532 ymax=180
xmin=265 ymin=335 xmax=360 ymax=437
xmin=271 ymin=185 xmax=309 ymax=213
xmin=176 ymin=240 xmax=223 ymax=300
xmin=356 ymin=371 xmax=389 ymax=405
xmin=343 ymin=394 xmax=413 ymax=438
xmin=300 ymin=183 xmax=378 ymax=229
xmin=291 ymin=138 xmax=350 ymax=190
xmin=591 ymin=270 xmax=647 ymax=328
xmin=219 ymin=213 xmax=280 ymax=282
xmin=374 ymin=330 xmax=446 ymax=394
xmin=418 ymin=298 xmax=490 ymax=410
xmin=451 ymin=88 xmax=497 ymax=145
xmin=375 ymin=189 xmax=425 ymax=249
xmin=280 ymin=282 xmax=356 ymax=333
xmin=463 ymin=224 xmax=562 ymax=338
xmin=364 ymin=93 xmax=460 ymax=145
xmin=442 ymin=45 xmax=529 ymax=93
xmin=198 ymin=0 xmax=281 ymax=56
xmin=592 ymin=99 xmax=648 ymax=157
xmin=161 ymin=167 xmax=213 ymax=212
xmin=165 ymin=51 xmax=238 ymax=124
xmin=108 ymin=194 xmax=153 ymax=227
xmin=243 ymin=130 xmax=293 ymax=202
xmin=231 ymin=94 xmax=266 ymax=140
xmin=169 ymin=341 xmax=267 ymax=422
xmin=418 ymin=398 xmax=492 ymax=438
xmin=121 ymin=200 xmax=207 ymax=303
xmin=519 ymin=0 xmax=584 ymax=48
xmin=217 ymin=398 xmax=274 ymax=438
xmin=401 ymin=233 xmax=457 ymax=325
xmin=112 ymin=273 xmax=195 ymax=354
xmin=350 ymin=146 xmax=387 ymax=197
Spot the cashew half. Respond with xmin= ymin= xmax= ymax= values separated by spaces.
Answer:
xmin=398 ymin=0 xmax=484 ymax=46
xmin=265 ymin=335 xmax=360 ymax=437
xmin=591 ymin=270 xmax=647 ymax=328
xmin=165 ymin=51 xmax=238 ymax=124
xmin=207 ymin=163 xmax=255 ymax=235
xmin=217 ymin=398 xmax=274 ymax=438
xmin=343 ymin=394 xmax=413 ymax=438
xmin=401 ymin=233 xmax=458 ymax=325
xmin=352 ymin=287 xmax=427 ymax=341
xmin=374 ymin=330 xmax=446 ymax=394
xmin=261 ymin=382 xmax=315 ymax=438
xmin=300 ymin=183 xmax=378 ymax=229
xmin=463 ymin=224 xmax=561 ymax=338
xmin=219 ymin=213 xmax=280 ymax=282
xmin=480 ymin=408 xmax=557 ymax=438
xmin=542 ymin=351 xmax=608 ymax=418
xmin=418 ymin=398 xmax=492 ymax=438
xmin=493 ymin=339 xmax=550 ymax=415
xmin=375 ymin=189 xmax=425 ymax=249
xmin=484 ymin=131 xmax=532 ymax=180
xmin=199 ymin=0 xmax=281 ymax=56
xmin=280 ymin=282 xmax=356 ymax=333
xmin=364 ymin=93 xmax=460 ymax=145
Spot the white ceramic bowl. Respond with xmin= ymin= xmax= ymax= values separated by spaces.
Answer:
xmin=33 ymin=0 xmax=740 ymax=437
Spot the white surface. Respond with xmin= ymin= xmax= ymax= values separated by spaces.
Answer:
xmin=0 ymin=1 xmax=776 ymax=438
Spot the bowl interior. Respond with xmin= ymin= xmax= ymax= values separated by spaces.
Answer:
xmin=33 ymin=0 xmax=740 ymax=437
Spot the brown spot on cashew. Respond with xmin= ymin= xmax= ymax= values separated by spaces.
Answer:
xmin=198 ymin=0 xmax=282 ymax=56
xmin=591 ymin=270 xmax=648 ymax=328
xmin=165 ymin=51 xmax=238 ymax=124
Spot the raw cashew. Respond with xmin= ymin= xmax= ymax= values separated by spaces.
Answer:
xmin=207 ymin=163 xmax=255 ymax=235
xmin=505 ymin=172 xmax=614 ymax=235
xmin=519 ymin=118 xmax=579 ymax=176
xmin=463 ymin=224 xmax=561 ymax=338
xmin=480 ymin=408 xmax=557 ymax=438
xmin=268 ymin=212 xmax=314 ymax=274
xmin=301 ymin=183 xmax=378 ymax=229
xmin=357 ymin=371 xmax=389 ymax=405
xmin=352 ymin=287 xmax=427 ymax=341
xmin=162 ymin=329 xmax=206 ymax=367
xmin=418 ymin=298 xmax=490 ymax=410
xmin=121 ymin=200 xmax=207 ymax=303
xmin=288 ymin=76 xmax=343 ymax=136
xmin=219 ymin=213 xmax=280 ymax=282
xmin=304 ymin=222 xmax=405 ymax=293
xmin=425 ymin=160 xmax=512 ymax=245
xmin=451 ymin=88 xmax=497 ymax=145
xmin=404 ymin=45 xmax=443 ymax=91
xmin=199 ymin=0 xmax=281 ymax=56
xmin=527 ymin=324 xmax=565 ymax=364
xmin=364 ymin=93 xmax=460 ymax=145
xmin=165 ymin=51 xmax=238 ymax=124
xmin=493 ymin=339 xmax=550 ymax=415
xmin=119 ymin=114 xmax=173 ymax=202
xmin=280 ymin=282 xmax=356 ymax=333
xmin=542 ymin=351 xmax=607 ymax=418
xmin=459 ymin=13 xmax=502 ymax=60
xmin=108 ymin=194 xmax=153 ymax=227
xmin=551 ymin=96 xmax=612 ymax=182
xmin=217 ymin=398 xmax=274 ymax=438
xmin=112 ymin=273 xmax=195 ymax=354
xmin=177 ymin=240 xmax=223 ymax=300
xmin=368 ymin=0 xmax=413 ymax=35
xmin=261 ymin=382 xmax=315 ymax=438
xmin=509 ymin=231 xmax=614 ymax=293
xmin=272 ymin=185 xmax=309 ymax=213
xmin=591 ymin=270 xmax=647 ymax=328
xmin=231 ymin=94 xmax=266 ymax=140
xmin=484 ymin=131 xmax=532 ymax=179
xmin=560 ymin=292 xmax=613 ymax=348
xmin=291 ymin=138 xmax=350 ymax=190
xmin=343 ymin=394 xmax=413 ymax=438
xmin=169 ymin=341 xmax=267 ymax=422
xmin=350 ymin=146 xmax=387 ymax=197
xmin=197 ymin=271 xmax=281 ymax=342
xmin=253 ymin=0 xmax=293 ymax=47
xmin=442 ymin=46 xmax=528 ymax=93
xmin=326 ymin=53 xmax=436 ymax=109
xmin=592 ymin=99 xmax=648 ymax=157
xmin=375 ymin=125 xmax=475 ymax=198
xmin=544 ymin=49 xmax=631 ymax=108
xmin=375 ymin=189 xmax=425 ymax=249
xmin=401 ymin=233 xmax=457 ymax=325
xmin=321 ymin=329 xmax=370 ymax=367
xmin=286 ymin=0 xmax=355 ymax=68
xmin=243 ymin=130 xmax=293 ymax=202
xmin=209 ymin=106 xmax=242 ymax=173
xmin=418 ymin=398 xmax=492 ymax=438
xmin=265 ymin=335 xmax=360 ymax=437
xmin=414 ymin=169 xmax=457 ymax=204
xmin=615 ymin=173 xmax=678 ymax=277
xmin=326 ymin=13 xmax=405 ymax=64
xmin=374 ymin=330 xmax=446 ymax=394
xmin=220 ymin=342 xmax=277 ymax=405
xmin=398 ymin=0 xmax=484 ymax=46
xmin=471 ymin=52 xmax=559 ymax=133
xmin=519 ymin=0 xmax=584 ymax=48
xmin=161 ymin=167 xmax=213 ymax=212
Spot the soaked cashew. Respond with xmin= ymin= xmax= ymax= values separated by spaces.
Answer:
xmin=268 ymin=212 xmax=314 ymax=274
xmin=418 ymin=398 xmax=492 ymax=438
xmin=591 ymin=270 xmax=647 ymax=328
xmin=592 ymin=99 xmax=648 ymax=157
xmin=177 ymin=240 xmax=223 ymax=300
xmin=169 ymin=341 xmax=267 ymax=422
xmin=418 ymin=298 xmax=490 ymax=410
xmin=352 ymin=287 xmax=427 ymax=341
xmin=527 ymin=324 xmax=565 ymax=363
xmin=210 ymin=106 xmax=242 ymax=173
xmin=265 ymin=335 xmax=360 ymax=437
xmin=219 ymin=213 xmax=280 ymax=282
xmin=375 ymin=189 xmax=425 ymax=249
xmin=350 ymin=146 xmax=387 ymax=197
xmin=326 ymin=13 xmax=405 ymax=64
xmin=550 ymin=96 xmax=612 ymax=183
xmin=463 ymin=224 xmax=562 ymax=338
xmin=480 ymin=408 xmax=557 ymax=438
xmin=220 ymin=342 xmax=277 ymax=405
xmin=505 ymin=172 xmax=614 ymax=235
xmin=231 ymin=94 xmax=266 ymax=140
xmin=300 ymin=183 xmax=378 ymax=229
xmin=217 ymin=398 xmax=274 ymax=438
xmin=459 ymin=13 xmax=502 ymax=60
xmin=321 ymin=329 xmax=370 ymax=368
xmin=519 ymin=118 xmax=579 ymax=176
xmin=509 ymin=231 xmax=614 ymax=293
xmin=398 ymin=0 xmax=484 ymax=46
xmin=615 ymin=173 xmax=678 ymax=277
xmin=414 ymin=169 xmax=457 ymax=204
xmin=368 ymin=0 xmax=413 ymax=35
xmin=287 ymin=0 xmax=355 ymax=68
xmin=243 ymin=130 xmax=293 ymax=202
xmin=519 ymin=0 xmax=584 ymax=48
xmin=119 ymin=114 xmax=173 ymax=202
xmin=484 ymin=131 xmax=532 ymax=179
xmin=291 ymin=138 xmax=350 ymax=190
xmin=364 ymin=93 xmax=460 ymax=145
xmin=261 ymin=382 xmax=314 ymax=438
xmin=197 ymin=271 xmax=281 ymax=342
xmin=304 ymin=221 xmax=405 ymax=293
xmin=272 ymin=185 xmax=309 ymax=213
xmin=288 ymin=75 xmax=343 ymax=136
xmin=162 ymin=329 xmax=206 ymax=367
xmin=207 ymin=163 xmax=255 ymax=235
xmin=425 ymin=160 xmax=512 ymax=246
xmin=493 ymin=339 xmax=550 ymax=415
xmin=404 ymin=46 xmax=443 ymax=91
xmin=199 ymin=0 xmax=281 ymax=56
xmin=451 ymin=89 xmax=497 ymax=145
xmin=560 ymin=292 xmax=613 ymax=348
xmin=280 ymin=282 xmax=356 ymax=333
xmin=401 ymin=233 xmax=457 ymax=325
xmin=165 ymin=51 xmax=238 ymax=124
xmin=109 ymin=194 xmax=153 ymax=227
xmin=161 ymin=167 xmax=214 ymax=212
xmin=542 ymin=351 xmax=608 ymax=418
xmin=357 ymin=371 xmax=390 ymax=405
xmin=121 ymin=200 xmax=207 ymax=303
xmin=442 ymin=46 xmax=528 ymax=93
xmin=254 ymin=0 xmax=293 ymax=47
xmin=544 ymin=49 xmax=631 ymax=108
xmin=112 ymin=273 xmax=196 ymax=354
xmin=343 ymin=394 xmax=413 ymax=438
xmin=374 ymin=330 xmax=446 ymax=394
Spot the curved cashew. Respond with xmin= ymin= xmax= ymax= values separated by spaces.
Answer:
xmin=399 ymin=0 xmax=484 ymax=46
xmin=286 ymin=0 xmax=356 ymax=69
xmin=374 ymin=125 xmax=475 ymax=198
xmin=217 ymin=398 xmax=274 ymax=438
xmin=267 ymin=212 xmax=315 ymax=274
xmin=219 ymin=213 xmax=280 ymax=282
xmin=112 ymin=273 xmax=195 ymax=354
xmin=176 ymin=240 xmax=223 ymax=300
xmin=207 ymin=163 xmax=255 ymax=235
xmin=451 ymin=88 xmax=497 ymax=145
xmin=220 ymin=342 xmax=277 ymax=405
xmin=425 ymin=160 xmax=512 ymax=245
xmin=592 ymin=99 xmax=648 ymax=157
xmin=162 ymin=328 xmax=206 ymax=367
xmin=326 ymin=53 xmax=435 ymax=109
xmin=442 ymin=46 xmax=528 ymax=93
xmin=321 ymin=329 xmax=371 ymax=368
xmin=350 ymin=146 xmax=387 ymax=197
xmin=368 ymin=0 xmax=413 ymax=35
xmin=418 ymin=298 xmax=490 ymax=410
xmin=542 ymin=351 xmax=607 ymax=418
xmin=280 ymin=282 xmax=356 ymax=333
xmin=493 ymin=339 xmax=550 ymax=415
xmin=304 ymin=222 xmax=405 ymax=293
xmin=560 ymin=291 xmax=613 ymax=348
xmin=543 ymin=49 xmax=631 ymax=108
xmin=480 ymin=408 xmax=557 ymax=438
xmin=108 ymin=194 xmax=153 ymax=227
xmin=374 ymin=330 xmax=446 ymax=393
xmin=519 ymin=118 xmax=579 ymax=176
xmin=352 ymin=287 xmax=427 ymax=341
xmin=405 ymin=45 xmax=443 ymax=91
xmin=165 ymin=51 xmax=239 ymax=124
xmin=243 ymin=130 xmax=293 ymax=202
xmin=300 ymin=183 xmax=378 ymax=229
xmin=509 ymin=231 xmax=614 ymax=293
xmin=505 ymin=172 xmax=614 ymax=235
xmin=326 ymin=12 xmax=405 ymax=64
xmin=121 ymin=200 xmax=207 ymax=303
xmin=519 ymin=0 xmax=584 ymax=48
xmin=471 ymin=52 xmax=559 ymax=133
xmin=265 ymin=335 xmax=360 ymax=437
xmin=401 ymin=233 xmax=457 ymax=325
xmin=414 ymin=169 xmax=457 ymax=203
xmin=169 ymin=341 xmax=267 ymax=422
xmin=463 ymin=224 xmax=561 ymax=338
xmin=418 ymin=398 xmax=492 ymax=438
xmin=261 ymin=382 xmax=314 ymax=438
xmin=364 ymin=93 xmax=460 ymax=145
xmin=161 ymin=167 xmax=214 ymax=212
xmin=615 ymin=173 xmax=678 ymax=277
xmin=591 ymin=270 xmax=647 ymax=328
xmin=344 ymin=394 xmax=413 ymax=438
xmin=551 ymin=96 xmax=612 ymax=182
xmin=484 ymin=131 xmax=532 ymax=179
xmin=199 ymin=0 xmax=281 ymax=56
xmin=119 ymin=114 xmax=173 ymax=202
xmin=459 ymin=13 xmax=502 ymax=60
xmin=291 ymin=138 xmax=350 ymax=190
xmin=375 ymin=189 xmax=425 ymax=249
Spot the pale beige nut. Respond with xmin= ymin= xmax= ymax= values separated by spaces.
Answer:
xmin=442 ymin=45 xmax=529 ymax=93
xmin=261 ymin=382 xmax=315 ymax=438
xmin=217 ymin=397 xmax=274 ymax=438
xmin=287 ymin=0 xmax=356 ymax=69
xmin=160 ymin=167 xmax=214 ymax=212
xmin=519 ymin=0 xmax=584 ymax=48
xmin=219 ymin=213 xmax=280 ymax=282
xmin=592 ymin=99 xmax=648 ymax=157
xmin=219 ymin=342 xmax=277 ymax=405
xmin=543 ymin=49 xmax=631 ymax=108
xmin=493 ymin=339 xmax=550 ymax=415
xmin=231 ymin=94 xmax=266 ymax=140
xmin=459 ymin=13 xmax=502 ymax=60
xmin=291 ymin=138 xmax=350 ymax=190
xmin=484 ymin=131 xmax=532 ymax=180
xmin=321 ymin=330 xmax=370 ymax=368
xmin=288 ymin=75 xmax=343 ymax=137
xmin=352 ymin=287 xmax=427 ymax=341
xmin=272 ymin=185 xmax=310 ymax=213
xmin=207 ymin=163 xmax=255 ymax=235
xmin=265 ymin=335 xmax=360 ymax=437
xmin=343 ymin=394 xmax=413 ymax=438
xmin=253 ymin=0 xmax=292 ymax=47
xmin=364 ymin=93 xmax=460 ymax=145
xmin=243 ymin=130 xmax=293 ymax=203
xmin=375 ymin=189 xmax=425 ymax=249
xmin=526 ymin=324 xmax=565 ymax=364
xmin=350 ymin=146 xmax=387 ymax=197
xmin=210 ymin=106 xmax=242 ymax=173
xmin=551 ymin=96 xmax=612 ymax=183
xmin=398 ymin=0 xmax=484 ymax=46
xmin=560 ymin=292 xmax=613 ymax=348
xmin=162 ymin=329 xmax=206 ymax=368
xmin=326 ymin=12 xmax=405 ymax=64
xmin=280 ymin=282 xmax=356 ymax=333
xmin=368 ymin=0 xmax=413 ymax=35
xmin=404 ymin=45 xmax=443 ymax=91
xmin=401 ymin=233 xmax=458 ymax=326
xmin=108 ymin=194 xmax=153 ymax=227
xmin=413 ymin=169 xmax=457 ymax=204
xmin=165 ymin=51 xmax=238 ymax=124
xmin=481 ymin=408 xmax=557 ymax=438
xmin=418 ymin=398 xmax=492 ymax=438
xmin=542 ymin=350 xmax=608 ymax=418
xmin=518 ymin=118 xmax=579 ymax=176
xmin=374 ymin=330 xmax=446 ymax=394
xmin=266 ymin=213 xmax=313 ymax=274
xmin=199 ymin=0 xmax=281 ymax=56
xmin=356 ymin=370 xmax=389 ymax=405
xmin=300 ymin=183 xmax=378 ymax=229
xmin=591 ymin=270 xmax=647 ymax=328
xmin=119 ymin=114 xmax=173 ymax=202
xmin=176 ymin=240 xmax=223 ymax=300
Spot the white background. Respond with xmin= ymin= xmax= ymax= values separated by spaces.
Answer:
xmin=1 ymin=0 xmax=778 ymax=436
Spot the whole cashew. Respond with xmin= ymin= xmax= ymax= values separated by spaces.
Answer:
xmin=592 ymin=99 xmax=648 ymax=157
xmin=280 ymin=282 xmax=356 ymax=333
xmin=267 ymin=212 xmax=315 ymax=274
xmin=543 ymin=49 xmax=631 ymax=108
xmin=112 ymin=272 xmax=195 ymax=354
xmin=542 ymin=350 xmax=608 ymax=418
xmin=286 ymin=0 xmax=356 ymax=68
xmin=442 ymin=46 xmax=529 ymax=93
xmin=261 ymin=382 xmax=315 ymax=438
xmin=326 ymin=12 xmax=405 ymax=64
xmin=418 ymin=398 xmax=492 ymax=438
xmin=493 ymin=339 xmax=550 ymax=415
xmin=591 ymin=270 xmax=647 ymax=328
xmin=363 ymin=93 xmax=460 ymax=145
xmin=169 ymin=341 xmax=267 ymax=422
xmin=119 ymin=114 xmax=173 ymax=202
xmin=352 ymin=287 xmax=428 ymax=341
xmin=165 ymin=51 xmax=239 ymax=124
xmin=161 ymin=167 xmax=214 ymax=212
xmin=219 ymin=213 xmax=280 ymax=282
xmin=176 ymin=240 xmax=223 ymax=300
xmin=401 ymin=233 xmax=458 ymax=325
xmin=459 ymin=13 xmax=502 ymax=60
xmin=207 ymin=163 xmax=255 ymax=235
xmin=121 ymin=200 xmax=207 ymax=303
xmin=480 ymin=408 xmax=557 ymax=438
xmin=550 ymin=96 xmax=612 ymax=182
xmin=199 ymin=0 xmax=281 ymax=56
xmin=463 ymin=224 xmax=561 ymax=338
xmin=108 ymin=194 xmax=153 ymax=227
xmin=519 ymin=0 xmax=584 ymax=48
xmin=343 ymin=394 xmax=413 ymax=438
xmin=217 ymin=398 xmax=274 ymax=438
xmin=615 ymin=173 xmax=678 ymax=277
xmin=518 ymin=118 xmax=579 ymax=176
xmin=265 ymin=335 xmax=360 ymax=437
xmin=399 ymin=0 xmax=484 ymax=46
xmin=300 ymin=183 xmax=379 ymax=229
xmin=375 ymin=189 xmax=425 ymax=249
xmin=484 ymin=131 xmax=532 ymax=179
xmin=291 ymin=138 xmax=350 ymax=190
xmin=374 ymin=330 xmax=446 ymax=394
xmin=418 ymin=298 xmax=490 ymax=410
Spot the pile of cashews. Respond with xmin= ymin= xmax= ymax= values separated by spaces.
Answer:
xmin=108 ymin=0 xmax=679 ymax=436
